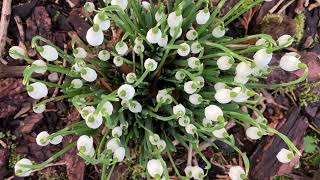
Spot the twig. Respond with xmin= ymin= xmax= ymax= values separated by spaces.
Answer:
xmin=13 ymin=15 xmax=27 ymax=50
xmin=277 ymin=0 xmax=295 ymax=14
xmin=269 ymin=0 xmax=285 ymax=14
xmin=0 ymin=139 xmax=7 ymax=148
xmin=0 ymin=0 xmax=12 ymax=61
xmin=187 ymin=142 xmax=192 ymax=166
xmin=52 ymin=45 xmax=67 ymax=97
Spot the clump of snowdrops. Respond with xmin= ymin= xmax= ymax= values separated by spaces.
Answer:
xmin=10 ymin=0 xmax=308 ymax=179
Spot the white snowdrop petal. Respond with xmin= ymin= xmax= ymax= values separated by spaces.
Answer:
xmin=236 ymin=62 xmax=252 ymax=77
xmin=84 ymin=2 xmax=95 ymax=12
xmin=234 ymin=75 xmax=249 ymax=84
xmin=36 ymin=131 xmax=50 ymax=146
xmin=15 ymin=158 xmax=33 ymax=177
xmin=231 ymin=87 xmax=250 ymax=103
xmin=117 ymin=84 xmax=135 ymax=100
xmin=196 ymin=9 xmax=210 ymax=25
xmin=9 ymin=46 xmax=26 ymax=59
xmin=27 ymin=82 xmax=48 ymax=99
xmin=93 ymin=13 xmax=110 ymax=31
xmin=113 ymin=147 xmax=126 ymax=161
xmin=167 ymin=12 xmax=183 ymax=28
xmin=191 ymin=42 xmax=202 ymax=54
xmin=245 ymin=127 xmax=262 ymax=140
xmin=202 ymin=118 xmax=212 ymax=127
xmin=85 ymin=113 xmax=103 ymax=129
xmin=186 ymin=29 xmax=198 ymax=41
xmin=184 ymin=81 xmax=197 ymax=94
xmin=228 ymin=166 xmax=245 ymax=180
xmin=86 ymin=27 xmax=104 ymax=46
xmin=276 ymin=148 xmax=294 ymax=163
xmin=155 ymin=11 xmax=165 ymax=22
xmin=81 ymin=106 xmax=95 ymax=120
xmin=149 ymin=134 xmax=160 ymax=145
xmin=81 ymin=67 xmax=97 ymax=82
xmin=32 ymin=60 xmax=47 ymax=74
xmin=175 ymin=70 xmax=186 ymax=81
xmin=107 ymin=138 xmax=121 ymax=152
xmin=156 ymin=140 xmax=166 ymax=151
xmin=50 ymin=135 xmax=63 ymax=145
xmin=255 ymin=38 xmax=267 ymax=46
xmin=215 ymin=88 xmax=232 ymax=104
xmin=134 ymin=43 xmax=145 ymax=54
xmin=173 ymin=104 xmax=186 ymax=117
xmin=147 ymin=28 xmax=162 ymax=44
xmin=77 ymin=135 xmax=94 ymax=155
xmin=71 ymin=79 xmax=83 ymax=89
xmin=277 ymin=34 xmax=293 ymax=47
xmin=205 ymin=105 xmax=223 ymax=122
xmin=113 ymin=56 xmax=124 ymax=67
xmin=112 ymin=126 xmax=123 ymax=137
xmin=192 ymin=166 xmax=205 ymax=180
xmin=279 ymin=55 xmax=301 ymax=72
xmin=40 ymin=45 xmax=59 ymax=61
xmin=144 ymin=58 xmax=158 ymax=71
xmin=189 ymin=94 xmax=202 ymax=105
xmin=126 ymin=73 xmax=137 ymax=84
xmin=157 ymin=35 xmax=168 ymax=47
xmin=212 ymin=128 xmax=228 ymax=138
xmin=33 ymin=104 xmax=46 ymax=113
xmin=253 ymin=48 xmax=272 ymax=68
xmin=187 ymin=57 xmax=200 ymax=69
xmin=73 ymin=47 xmax=87 ymax=59
xmin=185 ymin=124 xmax=197 ymax=135
xmin=116 ymin=42 xmax=129 ymax=55
xmin=98 ymin=50 xmax=111 ymax=61
xmin=214 ymin=82 xmax=226 ymax=91
xmin=102 ymin=101 xmax=113 ymax=116
xmin=147 ymin=159 xmax=164 ymax=177
xmin=178 ymin=116 xmax=190 ymax=127
xmin=184 ymin=166 xmax=193 ymax=177
xmin=128 ymin=100 xmax=142 ymax=113
xmin=111 ymin=0 xmax=128 ymax=10
xmin=217 ymin=56 xmax=233 ymax=70
xmin=170 ymin=27 xmax=182 ymax=38
xmin=212 ymin=26 xmax=226 ymax=38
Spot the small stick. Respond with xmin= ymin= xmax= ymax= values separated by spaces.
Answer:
xmin=13 ymin=15 xmax=27 ymax=50
xmin=269 ymin=0 xmax=285 ymax=14
xmin=277 ymin=0 xmax=295 ymax=14
xmin=0 ymin=0 xmax=12 ymax=59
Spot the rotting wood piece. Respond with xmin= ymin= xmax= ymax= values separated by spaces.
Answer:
xmin=0 ymin=0 xmax=12 ymax=57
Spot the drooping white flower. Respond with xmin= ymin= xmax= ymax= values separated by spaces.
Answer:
xmin=112 ymin=126 xmax=123 ymax=137
xmin=36 ymin=131 xmax=50 ymax=146
xmin=212 ymin=128 xmax=228 ymax=138
xmin=156 ymin=140 xmax=166 ymax=151
xmin=134 ymin=43 xmax=145 ymax=54
xmin=147 ymin=159 xmax=164 ymax=177
xmin=120 ymin=121 xmax=129 ymax=130
xmin=77 ymin=135 xmax=94 ymax=156
xmin=196 ymin=8 xmax=210 ymax=25
xmin=144 ymin=58 xmax=158 ymax=71
xmin=186 ymin=29 xmax=198 ymax=41
xmin=214 ymin=82 xmax=226 ymax=91
xmin=85 ymin=112 xmax=103 ymax=129
xmin=234 ymin=75 xmax=249 ymax=84
xmin=167 ymin=11 xmax=183 ymax=28
xmin=253 ymin=48 xmax=273 ymax=68
xmin=149 ymin=134 xmax=160 ymax=145
xmin=126 ymin=73 xmax=137 ymax=84
xmin=134 ymin=37 xmax=143 ymax=45
xmin=9 ymin=46 xmax=26 ymax=59
xmin=156 ymin=90 xmax=172 ymax=104
xmin=101 ymin=101 xmax=113 ymax=116
xmin=202 ymin=118 xmax=212 ymax=127
xmin=187 ymin=57 xmax=201 ymax=69
xmin=115 ymin=41 xmax=129 ymax=56
xmin=175 ymin=70 xmax=186 ymax=81
xmin=33 ymin=104 xmax=46 ymax=113
xmin=84 ymin=2 xmax=95 ymax=12
xmin=236 ymin=62 xmax=252 ymax=77
xmin=71 ymin=79 xmax=83 ymax=89
xmin=86 ymin=25 xmax=104 ymax=46
xmin=191 ymin=41 xmax=202 ymax=54
xmin=81 ymin=106 xmax=95 ymax=120
xmin=157 ymin=35 xmax=168 ymax=47
xmin=189 ymin=94 xmax=202 ymax=105
xmin=81 ymin=67 xmax=97 ymax=82
xmin=38 ymin=45 xmax=59 ymax=61
xmin=128 ymin=100 xmax=142 ymax=113
xmin=113 ymin=56 xmax=124 ymax=67
xmin=117 ymin=84 xmax=135 ymax=100
xmin=255 ymin=38 xmax=267 ymax=46
xmin=228 ymin=166 xmax=245 ymax=180
xmin=106 ymin=138 xmax=121 ymax=152
xmin=113 ymin=147 xmax=126 ymax=161
xmin=184 ymin=166 xmax=193 ymax=177
xmin=245 ymin=127 xmax=263 ymax=140
xmin=185 ymin=124 xmax=197 ymax=135
xmin=215 ymin=88 xmax=232 ymax=104
xmin=276 ymin=148 xmax=294 ymax=163
xmin=173 ymin=104 xmax=186 ymax=117
xmin=155 ymin=10 xmax=166 ymax=22
xmin=169 ymin=27 xmax=182 ymax=38
xmin=217 ymin=56 xmax=233 ymax=70
xmin=279 ymin=53 xmax=302 ymax=72
xmin=49 ymin=135 xmax=63 ymax=145
xmin=147 ymin=27 xmax=162 ymax=44
xmin=195 ymin=76 xmax=205 ymax=89
xmin=32 ymin=60 xmax=47 ymax=74
xmin=93 ymin=12 xmax=110 ymax=31
xmin=27 ymin=82 xmax=48 ymax=99
xmin=192 ymin=166 xmax=205 ymax=180
xmin=231 ymin=87 xmax=250 ymax=103
xmin=177 ymin=43 xmax=190 ymax=57
xmin=111 ymin=0 xmax=128 ymax=10
xmin=178 ymin=116 xmax=190 ymax=127
xmin=212 ymin=25 xmax=226 ymax=38
xmin=98 ymin=50 xmax=111 ymax=61
xmin=184 ymin=81 xmax=197 ymax=94
xmin=205 ymin=105 xmax=223 ymax=122
xmin=73 ymin=47 xmax=87 ymax=59
xmin=277 ymin=34 xmax=293 ymax=47
xmin=15 ymin=158 xmax=33 ymax=177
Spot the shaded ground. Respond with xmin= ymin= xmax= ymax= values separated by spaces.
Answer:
xmin=0 ymin=0 xmax=320 ymax=179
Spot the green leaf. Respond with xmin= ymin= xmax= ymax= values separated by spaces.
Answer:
xmin=304 ymin=136 xmax=317 ymax=153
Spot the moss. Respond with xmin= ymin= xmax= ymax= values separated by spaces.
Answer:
xmin=299 ymin=82 xmax=320 ymax=106
xmin=260 ymin=14 xmax=296 ymax=39
xmin=294 ymin=13 xmax=306 ymax=43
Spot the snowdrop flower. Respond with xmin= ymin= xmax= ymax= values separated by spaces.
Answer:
xmin=134 ymin=37 xmax=143 ymax=45
xmin=49 ymin=135 xmax=63 ymax=145
xmin=175 ymin=70 xmax=186 ymax=81
xmin=33 ymin=104 xmax=46 ymax=113
xmin=73 ymin=47 xmax=87 ymax=59
xmin=147 ymin=159 xmax=164 ymax=177
xmin=156 ymin=90 xmax=172 ymax=104
xmin=71 ymin=79 xmax=83 ymax=89
xmin=186 ymin=29 xmax=198 ymax=40
xmin=178 ymin=116 xmax=191 ymax=127
xmin=144 ymin=58 xmax=158 ymax=71
xmin=116 ymin=42 xmax=128 ymax=55
xmin=202 ymin=118 xmax=212 ymax=127
xmin=113 ymin=147 xmax=126 ymax=162
xmin=196 ymin=8 xmax=210 ymax=25
xmin=255 ymin=38 xmax=267 ymax=46
xmin=155 ymin=10 xmax=166 ymax=22
xmin=117 ymin=84 xmax=135 ymax=100
xmin=81 ymin=67 xmax=97 ymax=82
xmin=253 ymin=48 xmax=272 ymax=68
xmin=133 ymin=43 xmax=145 ymax=54
xmin=214 ymin=82 xmax=226 ymax=91
xmin=147 ymin=27 xmax=162 ymax=44
xmin=9 ymin=46 xmax=26 ymax=59
xmin=245 ymin=127 xmax=263 ymax=140
xmin=86 ymin=112 xmax=103 ymax=129
xmin=101 ymin=101 xmax=113 ymax=116
xmin=158 ymin=35 xmax=168 ymax=47
xmin=185 ymin=124 xmax=197 ymax=135
xmin=128 ymin=100 xmax=142 ymax=113
xmin=32 ymin=60 xmax=47 ymax=74
xmin=27 ymin=82 xmax=48 ymax=99
xmin=126 ymin=73 xmax=137 ymax=83
xmin=215 ymin=88 xmax=232 ymax=104
xmin=217 ymin=56 xmax=233 ymax=70
xmin=187 ymin=57 xmax=201 ymax=69
xmin=93 ymin=12 xmax=110 ymax=31
xmin=86 ymin=25 xmax=104 ymax=46
xmin=98 ymin=50 xmax=111 ymax=61
xmin=212 ymin=128 xmax=228 ymax=138
xmin=205 ymin=105 xmax=223 ymax=122
xmin=231 ymin=87 xmax=250 ymax=103
xmin=177 ymin=43 xmax=190 ymax=57
xmin=84 ymin=2 xmax=95 ymax=12
xmin=81 ymin=106 xmax=95 ymax=120
xmin=149 ymin=134 xmax=160 ymax=145
xmin=112 ymin=126 xmax=123 ymax=137
xmin=279 ymin=53 xmax=302 ymax=72
xmin=276 ymin=148 xmax=294 ymax=163
xmin=107 ymin=138 xmax=121 ymax=152
xmin=77 ymin=135 xmax=94 ymax=156
xmin=277 ymin=34 xmax=293 ymax=47
xmin=113 ymin=56 xmax=124 ymax=67
xmin=236 ymin=62 xmax=252 ymax=77
xmin=228 ymin=166 xmax=245 ymax=180
xmin=212 ymin=25 xmax=226 ymax=38
xmin=38 ymin=45 xmax=58 ymax=61
xmin=156 ymin=140 xmax=166 ymax=151
xmin=173 ymin=104 xmax=186 ymax=117
xmin=192 ymin=166 xmax=205 ymax=180
xmin=184 ymin=81 xmax=197 ymax=94
xmin=234 ymin=75 xmax=249 ymax=84
xmin=15 ymin=158 xmax=33 ymax=177
xmin=120 ymin=121 xmax=129 ymax=130
xmin=36 ymin=131 xmax=50 ymax=146
xmin=169 ymin=27 xmax=182 ymax=38
xmin=141 ymin=1 xmax=151 ymax=11
xmin=184 ymin=166 xmax=193 ymax=177
xmin=191 ymin=42 xmax=202 ymax=54
xmin=195 ymin=76 xmax=205 ymax=89
xmin=111 ymin=0 xmax=128 ymax=10
xmin=189 ymin=94 xmax=202 ymax=105
xmin=167 ymin=11 xmax=183 ymax=28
